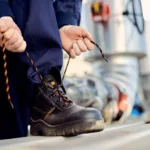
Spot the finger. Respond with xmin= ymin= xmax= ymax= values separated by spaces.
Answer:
xmin=0 ymin=17 xmax=21 ymax=33
xmin=77 ymin=40 xmax=88 ymax=52
xmin=0 ymin=18 xmax=10 ymax=32
xmin=15 ymin=41 xmax=26 ymax=52
xmin=84 ymin=38 xmax=94 ymax=51
xmin=6 ymin=37 xmax=24 ymax=51
xmin=3 ymin=28 xmax=15 ymax=41
xmin=69 ymin=49 xmax=76 ymax=59
xmin=1 ymin=17 xmax=21 ymax=33
xmin=0 ymin=33 xmax=2 ymax=47
xmin=73 ymin=43 xmax=81 ymax=56
xmin=5 ymin=30 xmax=22 ymax=46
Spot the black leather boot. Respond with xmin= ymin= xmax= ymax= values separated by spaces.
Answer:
xmin=30 ymin=67 xmax=105 ymax=136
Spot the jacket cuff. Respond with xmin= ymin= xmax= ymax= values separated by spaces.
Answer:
xmin=0 ymin=1 xmax=14 ymax=18
xmin=55 ymin=12 xmax=79 ymax=28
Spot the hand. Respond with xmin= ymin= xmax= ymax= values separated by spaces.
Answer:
xmin=0 ymin=17 xmax=26 ymax=52
xmin=59 ymin=25 xmax=94 ymax=59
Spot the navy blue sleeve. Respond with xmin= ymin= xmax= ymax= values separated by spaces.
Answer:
xmin=0 ymin=0 xmax=14 ymax=18
xmin=53 ymin=0 xmax=82 ymax=28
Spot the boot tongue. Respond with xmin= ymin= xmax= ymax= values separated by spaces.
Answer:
xmin=45 ymin=67 xmax=62 ymax=88
xmin=44 ymin=68 xmax=72 ymax=108
xmin=45 ymin=74 xmax=58 ymax=88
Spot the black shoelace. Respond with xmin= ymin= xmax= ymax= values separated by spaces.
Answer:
xmin=51 ymin=87 xmax=72 ymax=107
xmin=61 ymin=40 xmax=108 ymax=82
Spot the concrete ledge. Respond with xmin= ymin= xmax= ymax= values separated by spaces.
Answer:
xmin=1 ymin=122 xmax=150 ymax=150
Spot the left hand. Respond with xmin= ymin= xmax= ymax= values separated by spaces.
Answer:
xmin=59 ymin=25 xmax=94 ymax=59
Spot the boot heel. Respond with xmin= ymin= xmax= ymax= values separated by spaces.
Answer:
xmin=30 ymin=120 xmax=43 ymax=136
xmin=31 ymin=129 xmax=44 ymax=136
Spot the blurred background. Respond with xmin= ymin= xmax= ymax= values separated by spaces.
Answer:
xmin=63 ymin=0 xmax=150 ymax=124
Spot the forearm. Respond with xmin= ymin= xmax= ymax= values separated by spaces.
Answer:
xmin=53 ymin=0 xmax=82 ymax=28
xmin=0 ymin=0 xmax=14 ymax=18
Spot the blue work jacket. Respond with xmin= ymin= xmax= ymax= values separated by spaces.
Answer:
xmin=0 ymin=0 xmax=82 ymax=139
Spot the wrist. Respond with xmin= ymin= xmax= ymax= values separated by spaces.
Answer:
xmin=59 ymin=25 xmax=73 ymax=32
xmin=1 ymin=16 xmax=13 ymax=21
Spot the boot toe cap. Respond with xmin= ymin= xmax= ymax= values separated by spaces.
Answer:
xmin=80 ymin=107 xmax=104 ymax=121
xmin=67 ymin=106 xmax=104 ymax=122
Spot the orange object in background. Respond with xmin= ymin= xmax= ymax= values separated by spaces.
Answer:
xmin=118 ymin=93 xmax=129 ymax=111
xmin=91 ymin=1 xmax=110 ymax=22
xmin=112 ymin=84 xmax=129 ymax=113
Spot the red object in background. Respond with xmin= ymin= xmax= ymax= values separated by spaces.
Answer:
xmin=118 ymin=93 xmax=128 ymax=111
xmin=112 ymin=84 xmax=129 ymax=112
xmin=91 ymin=1 xmax=110 ymax=23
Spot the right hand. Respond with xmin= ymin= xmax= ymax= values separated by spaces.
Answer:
xmin=0 ymin=17 xmax=26 ymax=52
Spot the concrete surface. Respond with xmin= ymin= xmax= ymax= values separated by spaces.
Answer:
xmin=0 ymin=121 xmax=150 ymax=150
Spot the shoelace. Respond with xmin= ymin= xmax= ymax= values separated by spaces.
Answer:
xmin=1 ymin=36 xmax=14 ymax=108
xmin=1 ymin=35 xmax=107 ymax=108
xmin=52 ymin=87 xmax=72 ymax=107
xmin=61 ymin=41 xmax=108 ymax=81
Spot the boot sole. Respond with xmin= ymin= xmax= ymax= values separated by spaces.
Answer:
xmin=30 ymin=118 xmax=105 ymax=136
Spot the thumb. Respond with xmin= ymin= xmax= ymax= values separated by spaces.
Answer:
xmin=81 ymin=27 xmax=93 ymax=42
xmin=86 ymin=31 xmax=94 ymax=42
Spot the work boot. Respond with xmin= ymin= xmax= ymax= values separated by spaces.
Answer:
xmin=30 ymin=67 xmax=105 ymax=136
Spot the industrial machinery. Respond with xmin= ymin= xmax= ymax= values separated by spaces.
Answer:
xmin=79 ymin=0 xmax=146 ymax=123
